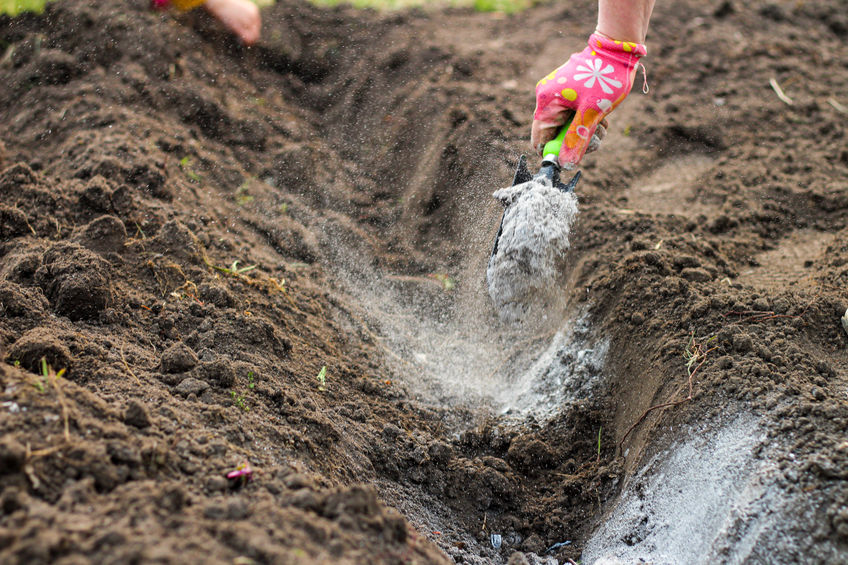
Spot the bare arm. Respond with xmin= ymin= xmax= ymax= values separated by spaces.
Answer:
xmin=596 ymin=0 xmax=656 ymax=44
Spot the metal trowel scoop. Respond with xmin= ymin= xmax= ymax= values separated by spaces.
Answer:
xmin=486 ymin=125 xmax=582 ymax=321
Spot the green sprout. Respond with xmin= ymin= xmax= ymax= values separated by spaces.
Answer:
xmin=0 ymin=0 xmax=53 ymax=16
xmin=179 ymin=156 xmax=201 ymax=182
xmin=597 ymin=426 xmax=602 ymax=462
xmin=209 ymin=260 xmax=258 ymax=276
xmin=429 ymin=273 xmax=456 ymax=291
xmin=230 ymin=390 xmax=249 ymax=412
xmin=235 ymin=182 xmax=254 ymax=206
xmin=317 ymin=366 xmax=327 ymax=392
xmin=32 ymin=358 xmax=48 ymax=393
xmin=247 ymin=372 xmax=255 ymax=390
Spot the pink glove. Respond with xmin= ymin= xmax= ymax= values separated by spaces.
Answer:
xmin=532 ymin=33 xmax=647 ymax=168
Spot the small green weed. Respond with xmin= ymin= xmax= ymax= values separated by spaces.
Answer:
xmin=0 ymin=0 xmax=51 ymax=16
xmin=209 ymin=259 xmax=258 ymax=277
xmin=316 ymin=365 xmax=327 ymax=392
xmin=230 ymin=390 xmax=249 ymax=411
xmin=596 ymin=426 xmax=602 ymax=462
xmin=429 ymin=273 xmax=456 ymax=291
xmin=230 ymin=371 xmax=258 ymax=412
xmin=235 ymin=181 xmax=254 ymax=205
xmin=179 ymin=156 xmax=201 ymax=182
xmin=33 ymin=357 xmax=71 ymax=442
xmin=33 ymin=358 xmax=49 ymax=392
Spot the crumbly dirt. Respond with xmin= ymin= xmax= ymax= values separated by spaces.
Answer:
xmin=1 ymin=0 xmax=847 ymax=563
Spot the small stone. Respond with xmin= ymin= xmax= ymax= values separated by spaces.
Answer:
xmin=630 ymin=312 xmax=645 ymax=325
xmin=175 ymin=377 xmax=209 ymax=397
xmin=123 ymin=399 xmax=151 ymax=429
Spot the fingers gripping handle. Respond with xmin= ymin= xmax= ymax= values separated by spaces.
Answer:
xmin=542 ymin=121 xmax=571 ymax=165
xmin=537 ymin=116 xmax=581 ymax=193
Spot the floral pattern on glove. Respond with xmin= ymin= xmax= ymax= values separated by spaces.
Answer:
xmin=534 ymin=34 xmax=647 ymax=168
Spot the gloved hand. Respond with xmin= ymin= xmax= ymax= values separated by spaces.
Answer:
xmin=531 ymin=33 xmax=647 ymax=169
xmin=152 ymin=0 xmax=205 ymax=10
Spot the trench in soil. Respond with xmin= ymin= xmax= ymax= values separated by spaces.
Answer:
xmin=2 ymin=0 xmax=848 ymax=563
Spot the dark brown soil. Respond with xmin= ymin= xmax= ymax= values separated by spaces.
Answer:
xmin=1 ymin=0 xmax=847 ymax=563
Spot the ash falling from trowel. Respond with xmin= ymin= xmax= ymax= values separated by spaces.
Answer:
xmin=487 ymin=178 xmax=579 ymax=321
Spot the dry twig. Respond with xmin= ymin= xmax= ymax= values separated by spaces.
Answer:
xmin=827 ymin=97 xmax=848 ymax=115
xmin=618 ymin=333 xmax=716 ymax=451
xmin=769 ymin=77 xmax=794 ymax=105
xmin=120 ymin=344 xmax=142 ymax=386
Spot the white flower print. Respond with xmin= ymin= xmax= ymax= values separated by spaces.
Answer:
xmin=574 ymin=57 xmax=622 ymax=94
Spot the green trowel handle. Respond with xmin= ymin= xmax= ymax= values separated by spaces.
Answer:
xmin=541 ymin=114 xmax=574 ymax=164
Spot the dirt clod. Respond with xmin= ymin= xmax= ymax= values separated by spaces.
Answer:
xmin=1 ymin=0 xmax=847 ymax=562
xmin=174 ymin=377 xmax=210 ymax=397
xmin=35 ymin=243 xmax=112 ymax=320
xmin=0 ymin=438 xmax=26 ymax=475
xmin=123 ymin=399 xmax=152 ymax=429
xmin=6 ymin=327 xmax=71 ymax=373
xmin=160 ymin=342 xmax=199 ymax=374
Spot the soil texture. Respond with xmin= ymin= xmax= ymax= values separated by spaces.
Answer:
xmin=1 ymin=0 xmax=848 ymax=563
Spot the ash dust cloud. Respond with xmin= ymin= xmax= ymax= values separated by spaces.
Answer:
xmin=316 ymin=190 xmax=602 ymax=429
xmin=2 ymin=0 xmax=848 ymax=563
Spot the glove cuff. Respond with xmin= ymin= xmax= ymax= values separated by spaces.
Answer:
xmin=588 ymin=32 xmax=647 ymax=60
